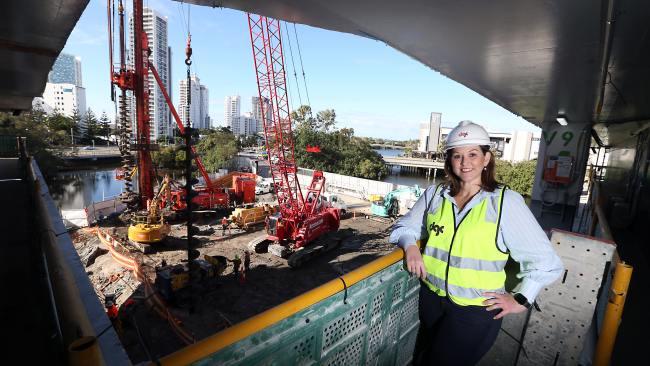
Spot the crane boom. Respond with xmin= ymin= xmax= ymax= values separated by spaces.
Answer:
xmin=247 ymin=14 xmax=340 ymax=255
xmin=248 ymin=14 xmax=304 ymax=222
xmin=148 ymin=64 xmax=213 ymax=189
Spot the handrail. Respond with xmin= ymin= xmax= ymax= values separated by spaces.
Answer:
xmin=158 ymin=248 xmax=406 ymax=366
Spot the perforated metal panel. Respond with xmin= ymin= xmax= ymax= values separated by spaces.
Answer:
xmin=322 ymin=304 xmax=368 ymax=351
xmin=194 ymin=261 xmax=421 ymax=366
xmin=480 ymin=230 xmax=616 ymax=366
xmin=520 ymin=231 xmax=616 ymax=365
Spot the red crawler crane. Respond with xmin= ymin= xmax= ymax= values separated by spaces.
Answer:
xmin=247 ymin=14 xmax=340 ymax=266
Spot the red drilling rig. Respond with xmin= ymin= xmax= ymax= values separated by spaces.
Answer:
xmin=247 ymin=14 xmax=341 ymax=266
xmin=107 ymin=0 xmax=254 ymax=213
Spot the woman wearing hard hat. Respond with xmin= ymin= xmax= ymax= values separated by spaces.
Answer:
xmin=390 ymin=121 xmax=564 ymax=365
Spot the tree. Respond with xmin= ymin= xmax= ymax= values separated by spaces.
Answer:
xmin=495 ymin=159 xmax=536 ymax=197
xmin=196 ymin=129 xmax=238 ymax=172
xmin=238 ymin=134 xmax=258 ymax=148
xmin=84 ymin=109 xmax=99 ymax=143
xmin=293 ymin=107 xmax=389 ymax=180
xmin=291 ymin=105 xmax=315 ymax=130
xmin=70 ymin=108 xmax=82 ymax=130
xmin=0 ymin=112 xmax=61 ymax=179
xmin=152 ymin=145 xmax=185 ymax=170
xmin=316 ymin=109 xmax=336 ymax=132
xmin=45 ymin=112 xmax=75 ymax=145
xmin=98 ymin=111 xmax=111 ymax=145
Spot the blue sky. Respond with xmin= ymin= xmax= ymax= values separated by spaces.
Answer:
xmin=63 ymin=0 xmax=540 ymax=140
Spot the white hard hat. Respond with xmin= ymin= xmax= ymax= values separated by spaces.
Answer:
xmin=445 ymin=120 xmax=490 ymax=151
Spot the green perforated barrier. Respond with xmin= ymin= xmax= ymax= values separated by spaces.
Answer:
xmin=193 ymin=261 xmax=421 ymax=366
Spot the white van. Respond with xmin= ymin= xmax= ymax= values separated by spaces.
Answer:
xmin=255 ymin=181 xmax=274 ymax=195
xmin=321 ymin=193 xmax=348 ymax=214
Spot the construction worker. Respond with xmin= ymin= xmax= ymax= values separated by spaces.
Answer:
xmin=221 ymin=216 xmax=231 ymax=236
xmin=390 ymin=121 xmax=564 ymax=365
xmin=231 ymin=254 xmax=241 ymax=279
xmin=244 ymin=250 xmax=251 ymax=272
xmin=104 ymin=294 xmax=122 ymax=334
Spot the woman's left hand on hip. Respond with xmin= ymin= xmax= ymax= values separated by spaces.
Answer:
xmin=481 ymin=292 xmax=527 ymax=319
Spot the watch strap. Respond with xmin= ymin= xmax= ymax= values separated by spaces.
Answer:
xmin=514 ymin=293 xmax=532 ymax=309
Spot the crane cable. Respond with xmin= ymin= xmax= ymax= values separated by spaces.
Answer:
xmin=283 ymin=22 xmax=303 ymax=108
xmin=293 ymin=23 xmax=312 ymax=109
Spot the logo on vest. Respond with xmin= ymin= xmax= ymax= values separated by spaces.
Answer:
xmin=429 ymin=222 xmax=445 ymax=236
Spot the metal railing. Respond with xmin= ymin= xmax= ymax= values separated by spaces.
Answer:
xmin=158 ymin=250 xmax=421 ymax=366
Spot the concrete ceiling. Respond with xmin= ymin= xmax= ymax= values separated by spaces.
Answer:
xmin=2 ymin=0 xmax=649 ymax=139
xmin=0 ymin=0 xmax=89 ymax=112
xmin=182 ymin=0 xmax=650 ymax=133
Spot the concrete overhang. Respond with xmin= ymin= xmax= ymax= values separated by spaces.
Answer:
xmin=182 ymin=0 xmax=650 ymax=137
xmin=0 ymin=1 xmax=89 ymax=113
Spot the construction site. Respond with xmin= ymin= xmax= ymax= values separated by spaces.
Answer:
xmin=72 ymin=195 xmax=395 ymax=362
xmin=57 ymin=0 xmax=418 ymax=361
xmin=2 ymin=1 xmax=650 ymax=365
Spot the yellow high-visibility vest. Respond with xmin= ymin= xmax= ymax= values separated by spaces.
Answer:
xmin=422 ymin=185 xmax=509 ymax=306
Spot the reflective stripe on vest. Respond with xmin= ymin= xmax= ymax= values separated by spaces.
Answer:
xmin=422 ymin=186 xmax=508 ymax=306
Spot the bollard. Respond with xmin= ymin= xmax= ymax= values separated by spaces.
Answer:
xmin=593 ymin=261 xmax=633 ymax=366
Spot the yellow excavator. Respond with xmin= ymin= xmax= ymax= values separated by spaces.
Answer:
xmin=128 ymin=176 xmax=171 ymax=246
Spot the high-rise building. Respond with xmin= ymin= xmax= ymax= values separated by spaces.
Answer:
xmin=41 ymin=83 xmax=86 ymax=118
xmin=230 ymin=116 xmax=242 ymax=135
xmin=200 ymin=85 xmax=210 ymax=129
xmin=225 ymin=95 xmax=241 ymax=132
xmin=41 ymin=53 xmax=86 ymax=119
xmin=251 ymin=96 xmax=271 ymax=133
xmin=129 ymin=7 xmax=171 ymax=141
xmin=418 ymin=112 xmax=442 ymax=152
xmin=48 ymin=53 xmax=82 ymax=87
xmin=237 ymin=112 xmax=256 ymax=136
xmin=179 ymin=74 xmax=210 ymax=129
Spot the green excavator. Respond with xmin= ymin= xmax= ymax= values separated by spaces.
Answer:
xmin=370 ymin=185 xmax=423 ymax=217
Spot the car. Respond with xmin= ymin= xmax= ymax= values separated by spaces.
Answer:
xmin=81 ymin=146 xmax=96 ymax=150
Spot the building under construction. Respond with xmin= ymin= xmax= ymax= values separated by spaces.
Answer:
xmin=1 ymin=1 xmax=649 ymax=365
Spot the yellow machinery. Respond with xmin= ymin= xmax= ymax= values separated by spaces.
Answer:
xmin=128 ymin=176 xmax=171 ymax=245
xmin=229 ymin=203 xmax=278 ymax=230
xmin=155 ymin=255 xmax=228 ymax=300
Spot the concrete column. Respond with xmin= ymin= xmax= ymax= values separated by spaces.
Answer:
xmin=531 ymin=120 xmax=591 ymax=210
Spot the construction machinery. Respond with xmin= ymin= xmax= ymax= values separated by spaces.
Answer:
xmin=370 ymin=186 xmax=423 ymax=217
xmin=166 ymin=172 xmax=256 ymax=212
xmin=246 ymin=15 xmax=340 ymax=266
xmin=229 ymin=203 xmax=278 ymax=230
xmin=108 ymin=0 xmax=256 ymax=214
xmin=155 ymin=254 xmax=228 ymax=301
xmin=127 ymin=175 xmax=171 ymax=250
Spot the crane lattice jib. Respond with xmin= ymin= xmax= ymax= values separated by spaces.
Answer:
xmin=248 ymin=14 xmax=304 ymax=221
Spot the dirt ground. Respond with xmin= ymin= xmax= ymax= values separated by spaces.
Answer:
xmin=70 ymin=194 xmax=397 ymax=363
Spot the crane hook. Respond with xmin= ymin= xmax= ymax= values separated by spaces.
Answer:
xmin=185 ymin=35 xmax=192 ymax=66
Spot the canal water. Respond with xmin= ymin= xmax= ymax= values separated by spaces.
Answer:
xmin=48 ymin=165 xmax=125 ymax=210
xmin=49 ymin=150 xmax=437 ymax=210
xmin=375 ymin=149 xmax=440 ymax=189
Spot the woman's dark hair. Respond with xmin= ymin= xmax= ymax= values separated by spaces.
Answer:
xmin=443 ymin=145 xmax=499 ymax=196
